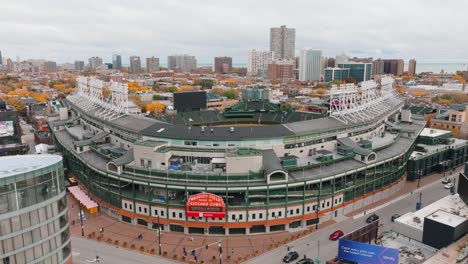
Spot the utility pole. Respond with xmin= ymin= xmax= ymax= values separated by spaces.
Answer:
xmin=218 ymin=239 xmax=222 ymax=264
xmin=157 ymin=216 xmax=162 ymax=255
xmin=79 ymin=202 xmax=84 ymax=237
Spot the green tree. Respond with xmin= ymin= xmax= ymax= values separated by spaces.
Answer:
xmin=194 ymin=79 xmax=215 ymax=89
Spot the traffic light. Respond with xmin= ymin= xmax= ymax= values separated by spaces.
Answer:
xmin=218 ymin=247 xmax=223 ymax=254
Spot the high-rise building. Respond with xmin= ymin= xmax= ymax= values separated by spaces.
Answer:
xmin=383 ymin=59 xmax=404 ymax=76
xmin=214 ymin=56 xmax=232 ymax=73
xmin=0 ymin=155 xmax=72 ymax=264
xmin=0 ymin=50 xmax=2 ymax=65
xmin=43 ymin=61 xmax=57 ymax=72
xmin=6 ymin=58 xmax=13 ymax=72
xmin=74 ymin=60 xmax=84 ymax=72
xmin=146 ymin=57 xmax=160 ymax=73
xmin=373 ymin=59 xmax=385 ymax=76
xmin=324 ymin=67 xmax=350 ymax=82
xmin=268 ymin=59 xmax=294 ymax=81
xmin=247 ymin=50 xmax=274 ymax=76
xmin=320 ymin=57 xmax=328 ymax=77
xmin=408 ymin=59 xmax=417 ymax=76
xmin=130 ymin=56 xmax=142 ymax=74
xmin=337 ymin=62 xmax=372 ymax=83
xmin=270 ymin=25 xmax=295 ymax=60
xmin=88 ymin=56 xmax=103 ymax=70
xmin=112 ymin=54 xmax=122 ymax=70
xmin=167 ymin=54 xmax=197 ymax=73
xmin=299 ymin=49 xmax=322 ymax=81
xmin=349 ymin=57 xmax=373 ymax=63
xmin=335 ymin=53 xmax=349 ymax=64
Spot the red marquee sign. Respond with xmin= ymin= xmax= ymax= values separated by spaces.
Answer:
xmin=186 ymin=193 xmax=226 ymax=218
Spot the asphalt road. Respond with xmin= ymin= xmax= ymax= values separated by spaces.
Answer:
xmin=71 ymin=237 xmax=179 ymax=264
xmin=247 ymin=173 xmax=458 ymax=264
xmin=20 ymin=119 xmax=36 ymax=153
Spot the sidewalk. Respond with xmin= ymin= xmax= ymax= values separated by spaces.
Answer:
xmin=68 ymin=166 xmax=463 ymax=264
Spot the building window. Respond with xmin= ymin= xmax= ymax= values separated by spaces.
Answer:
xmin=144 ymin=208 xmax=147 ymax=214
xmin=124 ymin=203 xmax=127 ymax=209
xmin=278 ymin=211 xmax=282 ymax=217
xmin=129 ymin=204 xmax=132 ymax=210
xmin=327 ymin=201 xmax=330 ymax=207
xmin=179 ymin=213 xmax=183 ymax=218
xmin=138 ymin=206 xmax=141 ymax=212
xmin=161 ymin=211 xmax=164 ymax=216
xmin=296 ymin=208 xmax=300 ymax=214
xmin=154 ymin=210 xmax=158 ymax=216
xmin=252 ymin=214 xmax=256 ymax=220
xmin=306 ymin=206 xmax=310 ymax=212
xmin=272 ymin=212 xmax=276 ymax=218
xmin=289 ymin=209 xmax=293 ymax=215
xmin=232 ymin=215 xmax=235 ymax=221
xmin=259 ymin=213 xmax=263 ymax=219
xmin=172 ymin=212 xmax=176 ymax=218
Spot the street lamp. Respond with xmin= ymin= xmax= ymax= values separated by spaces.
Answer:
xmin=218 ymin=239 xmax=222 ymax=264
xmin=417 ymin=169 xmax=422 ymax=188
xmin=79 ymin=202 xmax=84 ymax=237
xmin=157 ymin=216 xmax=162 ymax=255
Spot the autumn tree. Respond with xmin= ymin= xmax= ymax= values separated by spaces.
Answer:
xmin=146 ymin=102 xmax=166 ymax=113
xmin=5 ymin=97 xmax=25 ymax=111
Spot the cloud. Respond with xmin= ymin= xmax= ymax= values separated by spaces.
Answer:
xmin=1 ymin=0 xmax=467 ymax=64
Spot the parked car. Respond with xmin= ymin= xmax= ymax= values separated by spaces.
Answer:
xmin=391 ymin=214 xmax=401 ymax=222
xmin=329 ymin=230 xmax=344 ymax=240
xmin=442 ymin=178 xmax=451 ymax=184
xmin=283 ymin=251 xmax=299 ymax=263
xmin=444 ymin=182 xmax=454 ymax=189
xmin=366 ymin=214 xmax=379 ymax=223
xmin=296 ymin=258 xmax=314 ymax=264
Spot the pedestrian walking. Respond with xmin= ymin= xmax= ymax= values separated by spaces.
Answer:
xmin=304 ymin=254 xmax=306 ymax=260
xmin=99 ymin=228 xmax=102 ymax=234
xmin=287 ymin=245 xmax=290 ymax=251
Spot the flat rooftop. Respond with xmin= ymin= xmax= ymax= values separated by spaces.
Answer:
xmin=395 ymin=194 xmax=468 ymax=231
xmin=426 ymin=209 xmax=467 ymax=228
xmin=381 ymin=231 xmax=437 ymax=264
xmin=420 ymin=128 xmax=451 ymax=138
xmin=0 ymin=154 xmax=62 ymax=178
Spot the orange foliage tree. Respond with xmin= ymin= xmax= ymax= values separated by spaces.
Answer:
xmin=127 ymin=82 xmax=150 ymax=93
xmin=146 ymin=102 xmax=166 ymax=113
xmin=413 ymin=91 xmax=428 ymax=97
xmin=4 ymin=97 xmax=25 ymax=111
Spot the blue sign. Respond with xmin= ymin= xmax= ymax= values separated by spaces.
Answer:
xmin=338 ymin=239 xmax=399 ymax=264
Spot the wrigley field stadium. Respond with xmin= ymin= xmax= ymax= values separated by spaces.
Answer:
xmin=50 ymin=76 xmax=425 ymax=235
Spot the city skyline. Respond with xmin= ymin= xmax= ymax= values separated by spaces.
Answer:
xmin=1 ymin=0 xmax=468 ymax=64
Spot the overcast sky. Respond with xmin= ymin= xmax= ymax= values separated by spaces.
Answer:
xmin=1 ymin=0 xmax=467 ymax=64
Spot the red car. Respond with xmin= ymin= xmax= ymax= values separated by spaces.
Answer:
xmin=329 ymin=230 xmax=344 ymax=240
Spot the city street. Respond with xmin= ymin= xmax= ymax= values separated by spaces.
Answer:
xmin=71 ymin=237 xmax=179 ymax=264
xmin=247 ymin=172 xmax=458 ymax=264
xmin=20 ymin=119 xmax=36 ymax=154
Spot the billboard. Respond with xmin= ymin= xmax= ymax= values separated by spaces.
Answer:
xmin=186 ymin=193 xmax=226 ymax=218
xmin=173 ymin=91 xmax=207 ymax=112
xmin=338 ymin=239 xmax=398 ymax=264
xmin=0 ymin=121 xmax=14 ymax=137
